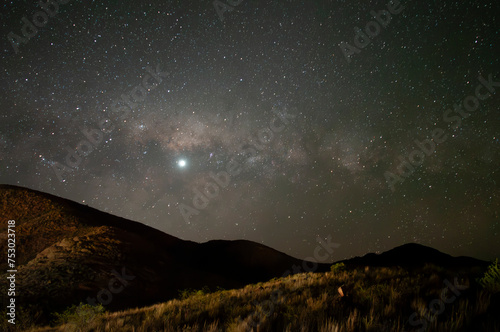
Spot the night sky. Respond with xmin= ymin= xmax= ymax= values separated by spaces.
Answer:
xmin=1 ymin=0 xmax=498 ymax=262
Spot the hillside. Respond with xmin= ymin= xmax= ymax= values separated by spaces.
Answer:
xmin=339 ymin=243 xmax=489 ymax=270
xmin=0 ymin=185 xmax=330 ymax=326
xmin=36 ymin=264 xmax=500 ymax=331
xmin=0 ymin=185 xmax=496 ymax=331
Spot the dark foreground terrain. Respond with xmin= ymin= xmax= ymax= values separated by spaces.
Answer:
xmin=1 ymin=185 xmax=499 ymax=331
xmin=26 ymin=262 xmax=500 ymax=332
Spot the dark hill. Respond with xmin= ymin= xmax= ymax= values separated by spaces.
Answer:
xmin=0 ymin=185 xmax=489 ymax=326
xmin=0 ymin=185 xmax=330 ymax=325
xmin=340 ymin=242 xmax=488 ymax=269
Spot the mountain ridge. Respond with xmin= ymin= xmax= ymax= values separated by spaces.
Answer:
xmin=0 ymin=185 xmax=330 ymax=324
xmin=0 ymin=184 xmax=490 ymax=326
xmin=339 ymin=242 xmax=488 ymax=269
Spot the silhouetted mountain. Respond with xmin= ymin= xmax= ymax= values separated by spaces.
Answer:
xmin=0 ymin=185 xmax=330 ymax=324
xmin=340 ymin=242 xmax=488 ymax=269
xmin=0 ymin=185 xmax=489 ymax=327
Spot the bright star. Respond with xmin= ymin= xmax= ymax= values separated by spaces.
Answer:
xmin=178 ymin=159 xmax=187 ymax=168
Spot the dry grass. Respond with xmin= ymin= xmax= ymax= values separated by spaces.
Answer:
xmin=22 ymin=265 xmax=499 ymax=332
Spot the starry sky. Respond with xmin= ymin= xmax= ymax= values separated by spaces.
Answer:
xmin=1 ymin=0 xmax=499 ymax=261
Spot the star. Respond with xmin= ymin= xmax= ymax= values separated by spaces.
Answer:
xmin=1 ymin=0 xmax=497 ymax=264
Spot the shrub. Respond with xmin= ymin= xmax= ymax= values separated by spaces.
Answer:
xmin=179 ymin=286 xmax=212 ymax=300
xmin=478 ymin=259 xmax=500 ymax=293
xmin=330 ymin=262 xmax=345 ymax=273
xmin=52 ymin=303 xmax=105 ymax=330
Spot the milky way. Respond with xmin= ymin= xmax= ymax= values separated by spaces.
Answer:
xmin=1 ymin=0 xmax=499 ymax=261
